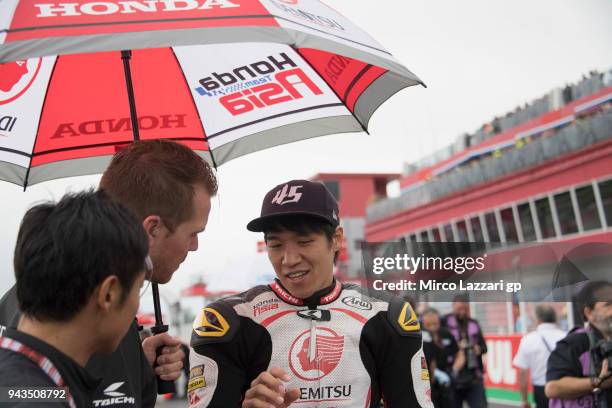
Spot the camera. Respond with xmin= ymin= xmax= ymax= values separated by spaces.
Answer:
xmin=596 ymin=340 xmax=612 ymax=370
xmin=459 ymin=339 xmax=479 ymax=370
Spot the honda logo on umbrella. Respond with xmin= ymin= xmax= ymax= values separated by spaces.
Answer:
xmin=34 ymin=0 xmax=240 ymax=18
xmin=0 ymin=58 xmax=42 ymax=105
xmin=50 ymin=114 xmax=187 ymax=139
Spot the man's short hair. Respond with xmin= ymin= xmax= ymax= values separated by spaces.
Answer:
xmin=263 ymin=215 xmax=339 ymax=263
xmin=535 ymin=304 xmax=557 ymax=324
xmin=14 ymin=190 xmax=148 ymax=322
xmin=422 ymin=307 xmax=439 ymax=317
xmin=99 ymin=140 xmax=217 ymax=231
xmin=453 ymin=293 xmax=470 ymax=303
xmin=577 ymin=280 xmax=612 ymax=319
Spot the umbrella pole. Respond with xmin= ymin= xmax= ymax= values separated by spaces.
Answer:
xmin=121 ymin=49 xmax=175 ymax=395
xmin=121 ymin=50 xmax=140 ymax=141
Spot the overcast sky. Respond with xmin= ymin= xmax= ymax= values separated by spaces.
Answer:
xmin=1 ymin=0 xmax=611 ymax=309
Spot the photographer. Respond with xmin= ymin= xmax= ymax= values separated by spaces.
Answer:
xmin=546 ymin=281 xmax=612 ymax=407
xmin=442 ymin=296 xmax=488 ymax=408
xmin=422 ymin=308 xmax=465 ymax=408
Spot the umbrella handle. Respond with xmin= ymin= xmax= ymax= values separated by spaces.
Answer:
xmin=150 ymin=324 xmax=176 ymax=395
xmin=150 ymin=284 xmax=175 ymax=394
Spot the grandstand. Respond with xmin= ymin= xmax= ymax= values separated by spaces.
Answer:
xmin=363 ymin=70 xmax=612 ymax=404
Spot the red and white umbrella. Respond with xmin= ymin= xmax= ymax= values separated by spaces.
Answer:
xmin=0 ymin=0 xmax=424 ymax=188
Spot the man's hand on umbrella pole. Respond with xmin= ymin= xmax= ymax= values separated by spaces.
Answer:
xmin=142 ymin=333 xmax=185 ymax=381
xmin=242 ymin=367 xmax=300 ymax=408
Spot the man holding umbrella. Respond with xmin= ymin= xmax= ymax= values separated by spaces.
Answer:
xmin=0 ymin=139 xmax=218 ymax=407
xmin=189 ymin=179 xmax=433 ymax=407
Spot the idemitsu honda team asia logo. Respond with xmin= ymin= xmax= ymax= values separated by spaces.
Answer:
xmin=289 ymin=327 xmax=344 ymax=381
xmin=194 ymin=52 xmax=323 ymax=116
xmin=0 ymin=58 xmax=42 ymax=105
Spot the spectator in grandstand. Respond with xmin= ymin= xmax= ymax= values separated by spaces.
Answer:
xmin=512 ymin=305 xmax=566 ymax=408
xmin=423 ymin=308 xmax=465 ymax=408
xmin=442 ymin=295 xmax=488 ymax=408
xmin=492 ymin=117 xmax=501 ymax=134
xmin=563 ymin=84 xmax=573 ymax=104
xmin=545 ymin=281 xmax=612 ymax=408
xmin=604 ymin=68 xmax=612 ymax=87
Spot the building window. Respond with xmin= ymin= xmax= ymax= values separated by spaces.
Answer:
xmin=535 ymin=197 xmax=556 ymax=238
xmin=432 ymin=227 xmax=442 ymax=242
xmin=484 ymin=212 xmax=501 ymax=243
xmin=599 ymin=179 xmax=612 ymax=227
xmin=470 ymin=216 xmax=485 ymax=242
xmin=575 ymin=184 xmax=602 ymax=231
xmin=404 ymin=234 xmax=418 ymax=255
xmin=323 ymin=180 xmax=340 ymax=200
xmin=419 ymin=230 xmax=429 ymax=242
xmin=554 ymin=191 xmax=578 ymax=235
xmin=443 ymin=224 xmax=454 ymax=241
xmin=517 ymin=202 xmax=537 ymax=241
xmin=456 ymin=220 xmax=469 ymax=242
xmin=500 ymin=207 xmax=519 ymax=243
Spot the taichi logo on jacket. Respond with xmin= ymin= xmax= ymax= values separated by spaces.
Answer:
xmin=93 ymin=382 xmax=135 ymax=407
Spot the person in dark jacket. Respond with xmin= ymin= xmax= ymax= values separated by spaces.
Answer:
xmin=442 ymin=296 xmax=488 ymax=408
xmin=545 ymin=281 xmax=612 ymax=408
xmin=0 ymin=140 xmax=218 ymax=407
xmin=422 ymin=308 xmax=465 ymax=408
xmin=0 ymin=190 xmax=148 ymax=407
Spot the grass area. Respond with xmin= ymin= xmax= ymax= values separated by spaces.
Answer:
xmin=486 ymin=387 xmax=534 ymax=405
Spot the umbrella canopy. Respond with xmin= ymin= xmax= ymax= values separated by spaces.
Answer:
xmin=0 ymin=0 xmax=417 ymax=75
xmin=0 ymin=0 xmax=424 ymax=188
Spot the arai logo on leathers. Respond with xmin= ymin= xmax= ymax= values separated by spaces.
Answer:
xmin=92 ymin=382 xmax=135 ymax=406
xmin=341 ymin=296 xmax=372 ymax=311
